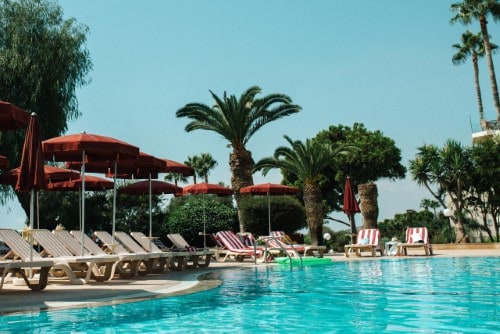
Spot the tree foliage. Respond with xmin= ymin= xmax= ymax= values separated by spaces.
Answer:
xmin=305 ymin=123 xmax=406 ymax=213
xmin=0 ymin=0 xmax=92 ymax=209
xmin=239 ymin=195 xmax=306 ymax=236
xmin=409 ymin=139 xmax=499 ymax=242
xmin=166 ymin=196 xmax=238 ymax=247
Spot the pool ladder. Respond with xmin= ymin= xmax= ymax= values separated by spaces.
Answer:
xmin=261 ymin=236 xmax=303 ymax=270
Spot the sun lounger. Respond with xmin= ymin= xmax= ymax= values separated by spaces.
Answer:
xmin=271 ymin=231 xmax=326 ymax=257
xmin=166 ymin=233 xmax=213 ymax=268
xmin=69 ymin=230 xmax=144 ymax=278
xmin=114 ymin=231 xmax=171 ymax=273
xmin=93 ymin=230 xmax=161 ymax=275
xmin=0 ymin=228 xmax=86 ymax=285
xmin=344 ymin=228 xmax=383 ymax=257
xmin=397 ymin=227 xmax=433 ymax=256
xmin=0 ymin=260 xmax=53 ymax=291
xmin=32 ymin=229 xmax=119 ymax=283
xmin=213 ymin=231 xmax=263 ymax=262
xmin=129 ymin=231 xmax=190 ymax=270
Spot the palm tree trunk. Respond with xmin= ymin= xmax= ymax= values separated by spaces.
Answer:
xmin=229 ymin=148 xmax=254 ymax=232
xmin=472 ymin=54 xmax=486 ymax=129
xmin=479 ymin=14 xmax=500 ymax=123
xmin=303 ymin=182 xmax=324 ymax=245
xmin=358 ymin=183 xmax=379 ymax=228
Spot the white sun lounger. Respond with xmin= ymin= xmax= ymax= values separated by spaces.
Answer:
xmin=69 ymin=230 xmax=145 ymax=278
xmin=129 ymin=231 xmax=191 ymax=270
xmin=167 ymin=233 xmax=213 ymax=268
xmin=32 ymin=229 xmax=119 ymax=283
xmin=0 ymin=228 xmax=86 ymax=285
xmin=114 ymin=231 xmax=171 ymax=273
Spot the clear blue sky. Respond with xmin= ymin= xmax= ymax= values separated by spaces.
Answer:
xmin=1 ymin=0 xmax=498 ymax=230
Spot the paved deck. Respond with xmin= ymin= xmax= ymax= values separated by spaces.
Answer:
xmin=1 ymin=248 xmax=498 ymax=315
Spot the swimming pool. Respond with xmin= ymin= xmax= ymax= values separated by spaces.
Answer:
xmin=1 ymin=256 xmax=498 ymax=333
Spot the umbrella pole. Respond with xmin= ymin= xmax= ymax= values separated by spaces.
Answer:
xmin=81 ymin=149 xmax=86 ymax=256
xmin=29 ymin=189 xmax=35 ymax=277
xmin=149 ymin=173 xmax=152 ymax=253
xmin=203 ymin=193 xmax=206 ymax=249
xmin=111 ymin=161 xmax=117 ymax=246
xmin=268 ymin=192 xmax=271 ymax=236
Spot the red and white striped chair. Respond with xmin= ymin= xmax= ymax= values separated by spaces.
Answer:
xmin=397 ymin=227 xmax=433 ymax=256
xmin=213 ymin=231 xmax=263 ymax=262
xmin=344 ymin=228 xmax=383 ymax=257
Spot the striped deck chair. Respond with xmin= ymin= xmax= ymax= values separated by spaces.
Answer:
xmin=271 ymin=231 xmax=326 ymax=257
xmin=344 ymin=228 xmax=383 ymax=257
xmin=397 ymin=227 xmax=433 ymax=256
xmin=213 ymin=231 xmax=263 ymax=262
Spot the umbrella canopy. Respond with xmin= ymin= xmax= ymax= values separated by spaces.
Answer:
xmin=342 ymin=177 xmax=360 ymax=238
xmin=240 ymin=183 xmax=300 ymax=196
xmin=66 ymin=151 xmax=166 ymax=178
xmin=0 ymin=165 xmax=79 ymax=186
xmin=0 ymin=100 xmax=30 ymax=131
xmin=0 ymin=155 xmax=8 ymax=169
xmin=164 ymin=159 xmax=194 ymax=176
xmin=182 ymin=182 xmax=233 ymax=196
xmin=42 ymin=132 xmax=139 ymax=162
xmin=240 ymin=183 xmax=300 ymax=235
xmin=47 ymin=174 xmax=114 ymax=191
xmin=119 ymin=180 xmax=182 ymax=195
xmin=182 ymin=182 xmax=233 ymax=248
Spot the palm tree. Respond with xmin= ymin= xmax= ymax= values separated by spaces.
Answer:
xmin=164 ymin=173 xmax=188 ymax=187
xmin=409 ymin=141 xmax=472 ymax=243
xmin=420 ymin=198 xmax=440 ymax=219
xmin=451 ymin=0 xmax=500 ymax=125
xmin=197 ymin=153 xmax=217 ymax=183
xmin=176 ymin=86 xmax=301 ymax=232
xmin=452 ymin=31 xmax=498 ymax=130
xmin=184 ymin=155 xmax=201 ymax=184
xmin=254 ymin=135 xmax=357 ymax=245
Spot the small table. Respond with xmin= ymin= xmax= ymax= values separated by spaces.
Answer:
xmin=384 ymin=241 xmax=399 ymax=256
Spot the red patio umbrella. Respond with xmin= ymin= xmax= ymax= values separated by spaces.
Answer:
xmin=182 ymin=182 xmax=233 ymax=248
xmin=240 ymin=183 xmax=300 ymax=235
xmin=119 ymin=180 xmax=182 ymax=252
xmin=0 ymin=165 xmax=79 ymax=186
xmin=343 ymin=177 xmax=360 ymax=242
xmin=47 ymin=174 xmax=114 ymax=191
xmin=0 ymin=100 xmax=30 ymax=131
xmin=0 ymin=155 xmax=8 ymax=169
xmin=14 ymin=113 xmax=46 ymax=263
xmin=42 ymin=132 xmax=139 ymax=255
xmin=66 ymin=151 xmax=167 ymax=242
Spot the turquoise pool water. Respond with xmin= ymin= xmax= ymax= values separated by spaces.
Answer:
xmin=1 ymin=257 xmax=498 ymax=333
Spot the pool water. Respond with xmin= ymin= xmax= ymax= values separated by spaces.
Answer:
xmin=1 ymin=257 xmax=498 ymax=333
